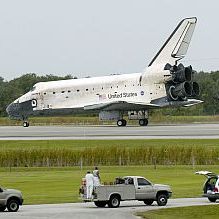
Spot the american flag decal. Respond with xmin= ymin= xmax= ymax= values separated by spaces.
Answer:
xmin=99 ymin=94 xmax=107 ymax=101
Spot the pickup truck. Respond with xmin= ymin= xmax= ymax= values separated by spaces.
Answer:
xmin=80 ymin=176 xmax=172 ymax=208
xmin=0 ymin=187 xmax=23 ymax=212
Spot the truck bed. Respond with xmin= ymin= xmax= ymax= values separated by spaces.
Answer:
xmin=95 ymin=184 xmax=135 ymax=201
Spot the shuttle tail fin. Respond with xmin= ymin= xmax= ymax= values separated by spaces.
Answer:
xmin=148 ymin=17 xmax=197 ymax=67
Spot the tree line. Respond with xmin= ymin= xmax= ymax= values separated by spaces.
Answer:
xmin=0 ymin=71 xmax=218 ymax=117
xmin=0 ymin=73 xmax=76 ymax=116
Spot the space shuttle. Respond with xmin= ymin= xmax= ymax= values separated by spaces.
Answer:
xmin=6 ymin=17 xmax=202 ymax=127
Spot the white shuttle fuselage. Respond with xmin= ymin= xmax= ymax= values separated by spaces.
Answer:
xmin=6 ymin=17 xmax=203 ymax=127
xmin=21 ymin=66 xmax=165 ymax=112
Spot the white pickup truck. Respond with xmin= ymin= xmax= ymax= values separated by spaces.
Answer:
xmin=80 ymin=176 xmax=172 ymax=208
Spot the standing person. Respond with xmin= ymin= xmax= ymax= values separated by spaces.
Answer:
xmin=93 ymin=167 xmax=100 ymax=187
xmin=85 ymin=171 xmax=94 ymax=199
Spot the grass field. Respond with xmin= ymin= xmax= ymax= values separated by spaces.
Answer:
xmin=137 ymin=205 xmax=219 ymax=219
xmin=0 ymin=165 xmax=219 ymax=204
xmin=1 ymin=139 xmax=219 ymax=150
xmin=1 ymin=115 xmax=219 ymax=126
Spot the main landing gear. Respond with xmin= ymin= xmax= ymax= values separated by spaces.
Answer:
xmin=139 ymin=119 xmax=148 ymax=126
xmin=117 ymin=118 xmax=148 ymax=127
xmin=128 ymin=110 xmax=149 ymax=126
xmin=117 ymin=119 xmax=127 ymax=127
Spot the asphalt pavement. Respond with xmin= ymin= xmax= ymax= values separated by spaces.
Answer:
xmin=0 ymin=123 xmax=219 ymax=140
xmin=0 ymin=198 xmax=218 ymax=219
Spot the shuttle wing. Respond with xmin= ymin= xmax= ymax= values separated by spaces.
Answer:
xmin=148 ymin=17 xmax=197 ymax=66
xmin=84 ymin=98 xmax=203 ymax=111
xmin=84 ymin=101 xmax=160 ymax=111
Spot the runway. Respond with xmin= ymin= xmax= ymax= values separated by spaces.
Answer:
xmin=0 ymin=198 xmax=218 ymax=219
xmin=0 ymin=123 xmax=219 ymax=140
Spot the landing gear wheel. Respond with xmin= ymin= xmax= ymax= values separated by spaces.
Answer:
xmin=122 ymin=119 xmax=127 ymax=126
xmin=23 ymin=121 xmax=29 ymax=127
xmin=139 ymin=119 xmax=148 ymax=126
xmin=117 ymin=119 xmax=127 ymax=127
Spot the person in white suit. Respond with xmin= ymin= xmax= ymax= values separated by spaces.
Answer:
xmin=85 ymin=171 xmax=94 ymax=199
xmin=93 ymin=167 xmax=100 ymax=187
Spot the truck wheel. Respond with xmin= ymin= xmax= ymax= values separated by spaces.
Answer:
xmin=7 ymin=199 xmax=19 ymax=212
xmin=0 ymin=206 xmax=6 ymax=212
xmin=157 ymin=194 xmax=168 ymax=206
xmin=108 ymin=195 xmax=120 ymax=208
xmin=94 ymin=201 xmax=107 ymax=207
xmin=208 ymin=197 xmax=217 ymax=202
xmin=143 ymin=200 xmax=154 ymax=205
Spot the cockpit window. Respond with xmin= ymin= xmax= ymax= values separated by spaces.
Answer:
xmin=30 ymin=86 xmax=36 ymax=92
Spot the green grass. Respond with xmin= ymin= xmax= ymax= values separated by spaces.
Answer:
xmin=1 ymin=115 xmax=219 ymax=126
xmin=0 ymin=165 xmax=218 ymax=204
xmin=137 ymin=205 xmax=219 ymax=219
xmin=1 ymin=139 xmax=219 ymax=150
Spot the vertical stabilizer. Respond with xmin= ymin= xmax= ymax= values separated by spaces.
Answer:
xmin=148 ymin=17 xmax=197 ymax=67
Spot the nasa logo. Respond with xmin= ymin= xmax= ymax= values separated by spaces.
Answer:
xmin=140 ymin=91 xmax=144 ymax=96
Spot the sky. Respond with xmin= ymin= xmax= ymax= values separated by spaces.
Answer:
xmin=0 ymin=0 xmax=219 ymax=81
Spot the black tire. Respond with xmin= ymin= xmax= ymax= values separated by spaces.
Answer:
xmin=23 ymin=121 xmax=29 ymax=127
xmin=7 ymin=199 xmax=20 ymax=212
xmin=143 ymin=200 xmax=154 ymax=205
xmin=117 ymin=120 xmax=123 ymax=127
xmin=94 ymin=201 xmax=107 ymax=207
xmin=117 ymin=119 xmax=127 ymax=127
xmin=108 ymin=195 xmax=120 ymax=208
xmin=139 ymin=119 xmax=148 ymax=126
xmin=144 ymin=119 xmax=148 ymax=126
xmin=157 ymin=194 xmax=168 ymax=206
xmin=122 ymin=119 xmax=127 ymax=126
xmin=0 ymin=206 xmax=6 ymax=212
xmin=208 ymin=197 xmax=217 ymax=202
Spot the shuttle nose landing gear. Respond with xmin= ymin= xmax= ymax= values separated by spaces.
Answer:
xmin=22 ymin=116 xmax=30 ymax=127
xmin=23 ymin=121 xmax=29 ymax=127
xmin=117 ymin=119 xmax=127 ymax=127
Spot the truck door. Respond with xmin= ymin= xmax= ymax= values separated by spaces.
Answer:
xmin=135 ymin=178 xmax=154 ymax=200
